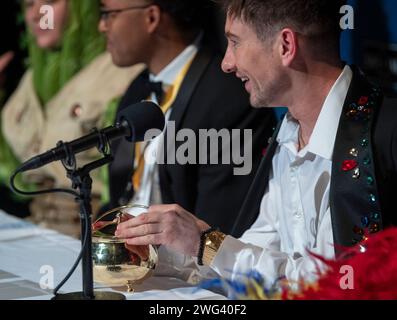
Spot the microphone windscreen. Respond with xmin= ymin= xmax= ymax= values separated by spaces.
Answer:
xmin=117 ymin=101 xmax=165 ymax=142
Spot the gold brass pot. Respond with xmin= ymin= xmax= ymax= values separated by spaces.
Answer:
xmin=92 ymin=205 xmax=158 ymax=292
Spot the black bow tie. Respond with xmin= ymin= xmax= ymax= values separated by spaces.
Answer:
xmin=147 ymin=80 xmax=164 ymax=105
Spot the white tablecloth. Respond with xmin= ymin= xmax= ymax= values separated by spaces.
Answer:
xmin=0 ymin=210 xmax=225 ymax=300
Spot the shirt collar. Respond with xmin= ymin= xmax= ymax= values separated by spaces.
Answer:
xmin=277 ymin=65 xmax=353 ymax=160
xmin=277 ymin=113 xmax=299 ymax=145
xmin=309 ymin=65 xmax=353 ymax=159
xmin=149 ymin=33 xmax=202 ymax=87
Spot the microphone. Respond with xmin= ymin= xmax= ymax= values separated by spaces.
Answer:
xmin=17 ymin=101 xmax=165 ymax=173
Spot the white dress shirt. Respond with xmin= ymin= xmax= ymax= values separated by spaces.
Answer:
xmin=130 ymin=38 xmax=200 ymax=209
xmin=210 ymin=66 xmax=353 ymax=286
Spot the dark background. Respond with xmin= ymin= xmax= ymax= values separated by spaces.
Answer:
xmin=0 ymin=1 xmax=28 ymax=217
xmin=342 ymin=0 xmax=397 ymax=97
xmin=0 ymin=0 xmax=26 ymax=101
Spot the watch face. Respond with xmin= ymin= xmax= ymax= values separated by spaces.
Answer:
xmin=203 ymin=231 xmax=226 ymax=266
xmin=207 ymin=231 xmax=226 ymax=247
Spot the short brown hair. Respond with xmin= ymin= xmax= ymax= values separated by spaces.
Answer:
xmin=219 ymin=0 xmax=345 ymax=56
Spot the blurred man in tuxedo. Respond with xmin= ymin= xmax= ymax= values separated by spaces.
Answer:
xmin=99 ymin=0 xmax=276 ymax=234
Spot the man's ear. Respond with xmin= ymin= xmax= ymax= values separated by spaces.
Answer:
xmin=145 ymin=5 xmax=161 ymax=34
xmin=278 ymin=28 xmax=298 ymax=67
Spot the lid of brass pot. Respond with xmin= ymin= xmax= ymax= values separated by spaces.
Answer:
xmin=92 ymin=205 xmax=158 ymax=292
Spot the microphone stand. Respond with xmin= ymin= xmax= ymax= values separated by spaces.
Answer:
xmin=52 ymin=139 xmax=125 ymax=300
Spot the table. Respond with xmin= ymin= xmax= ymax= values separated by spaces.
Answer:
xmin=0 ymin=210 xmax=226 ymax=300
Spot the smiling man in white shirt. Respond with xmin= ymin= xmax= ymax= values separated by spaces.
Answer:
xmin=115 ymin=0 xmax=397 ymax=286
xmin=211 ymin=66 xmax=352 ymax=284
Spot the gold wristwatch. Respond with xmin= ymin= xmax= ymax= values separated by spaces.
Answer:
xmin=202 ymin=230 xmax=227 ymax=266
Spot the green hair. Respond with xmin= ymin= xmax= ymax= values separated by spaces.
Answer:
xmin=0 ymin=0 xmax=105 ymax=192
xmin=29 ymin=0 xmax=105 ymax=104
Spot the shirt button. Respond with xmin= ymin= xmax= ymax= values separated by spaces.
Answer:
xmin=70 ymin=103 xmax=83 ymax=118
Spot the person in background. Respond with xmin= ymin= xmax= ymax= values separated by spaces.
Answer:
xmin=1 ymin=0 xmax=143 ymax=237
xmin=100 ymin=0 xmax=276 ymax=235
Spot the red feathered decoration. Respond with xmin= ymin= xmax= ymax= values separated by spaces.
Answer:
xmin=294 ymin=227 xmax=397 ymax=300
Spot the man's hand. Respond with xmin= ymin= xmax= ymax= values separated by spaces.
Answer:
xmin=115 ymin=204 xmax=210 ymax=257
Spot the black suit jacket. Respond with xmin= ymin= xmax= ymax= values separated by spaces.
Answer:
xmin=108 ymin=46 xmax=276 ymax=234
xmin=232 ymin=66 xmax=397 ymax=253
